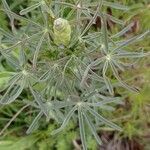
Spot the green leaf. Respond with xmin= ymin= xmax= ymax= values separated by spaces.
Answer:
xmin=0 ymin=74 xmax=24 ymax=104
xmin=0 ymin=27 xmax=14 ymax=39
xmin=29 ymin=87 xmax=49 ymax=118
xmin=109 ymin=61 xmax=139 ymax=92
xmin=51 ymin=105 xmax=77 ymax=135
xmin=111 ymin=59 xmax=125 ymax=71
xmin=1 ymin=8 xmax=42 ymax=27
xmin=112 ymin=30 xmax=150 ymax=52
xmin=83 ymin=112 xmax=102 ymax=145
xmin=20 ymin=2 xmax=42 ymax=15
xmin=99 ymin=105 xmax=115 ymax=111
xmin=80 ymin=65 xmax=91 ymax=87
xmin=102 ymin=61 xmax=114 ymax=95
xmin=1 ymin=51 xmax=20 ymax=68
xmin=2 ymin=0 xmax=12 ymax=19
xmin=11 ymin=135 xmax=40 ymax=150
xmin=87 ymin=106 xmax=122 ymax=131
xmin=111 ymin=23 xmax=134 ymax=38
xmin=0 ymin=71 xmax=15 ymax=91
xmin=26 ymin=111 xmax=43 ymax=134
xmin=89 ymin=97 xmax=122 ymax=107
xmin=103 ymin=1 xmax=129 ymax=10
xmin=114 ymin=51 xmax=149 ymax=58
xmin=81 ymin=1 xmax=102 ymax=37
xmin=33 ymin=32 xmax=46 ymax=69
xmin=78 ymin=108 xmax=87 ymax=150
xmin=91 ymin=57 xmax=105 ymax=67
xmin=2 ymin=0 xmax=16 ymax=33
xmin=104 ymin=13 xmax=124 ymax=25
xmin=101 ymin=15 xmax=109 ymax=53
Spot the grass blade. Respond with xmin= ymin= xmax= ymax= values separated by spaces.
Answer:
xmin=0 ymin=104 xmax=29 ymax=136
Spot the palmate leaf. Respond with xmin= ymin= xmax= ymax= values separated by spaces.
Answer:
xmin=51 ymin=101 xmax=121 ymax=149
xmin=0 ymin=0 xmax=148 ymax=149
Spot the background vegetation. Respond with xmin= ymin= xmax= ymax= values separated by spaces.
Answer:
xmin=0 ymin=0 xmax=149 ymax=150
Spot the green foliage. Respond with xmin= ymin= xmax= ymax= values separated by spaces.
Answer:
xmin=0 ymin=0 xmax=149 ymax=149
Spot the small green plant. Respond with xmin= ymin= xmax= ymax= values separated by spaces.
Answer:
xmin=0 ymin=0 xmax=149 ymax=149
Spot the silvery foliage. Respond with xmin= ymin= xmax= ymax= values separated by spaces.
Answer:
xmin=0 ymin=0 xmax=149 ymax=149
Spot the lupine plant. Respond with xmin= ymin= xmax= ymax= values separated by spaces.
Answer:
xmin=0 ymin=0 xmax=149 ymax=149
